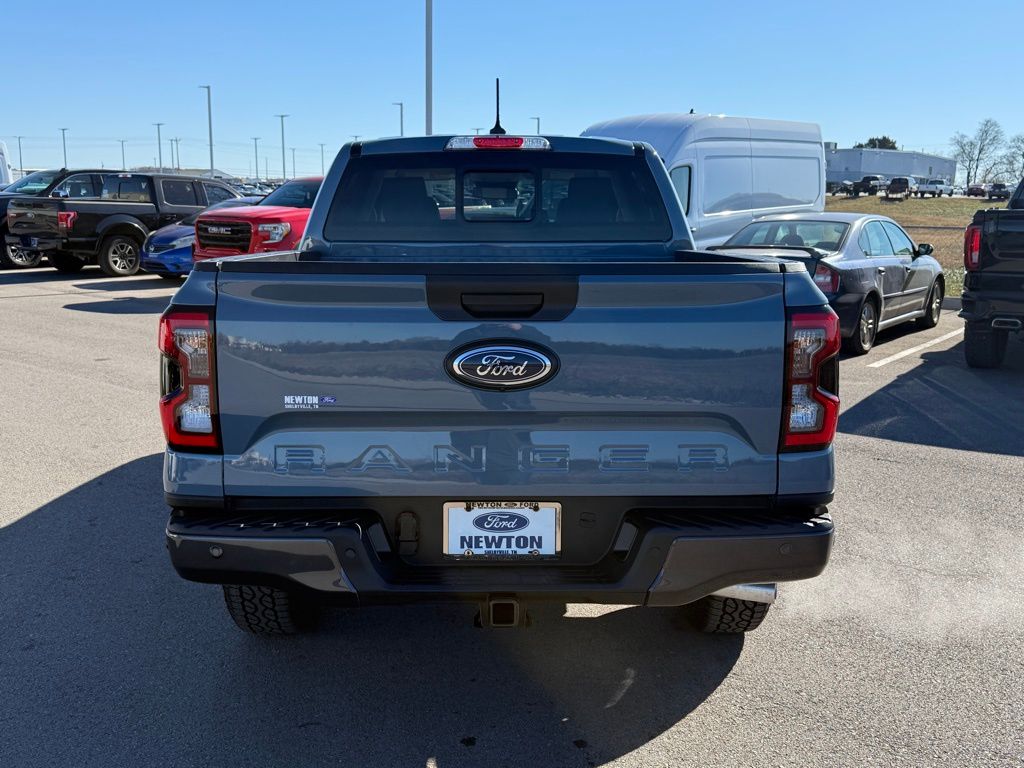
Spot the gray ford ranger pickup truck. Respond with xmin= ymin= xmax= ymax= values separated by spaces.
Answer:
xmin=161 ymin=134 xmax=838 ymax=635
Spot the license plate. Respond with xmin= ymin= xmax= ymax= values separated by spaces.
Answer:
xmin=22 ymin=236 xmax=38 ymax=248
xmin=444 ymin=501 xmax=561 ymax=559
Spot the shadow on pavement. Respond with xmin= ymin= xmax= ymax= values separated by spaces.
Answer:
xmin=72 ymin=277 xmax=178 ymax=292
xmin=0 ymin=455 xmax=741 ymax=768
xmin=0 ymin=265 xmax=103 ymax=283
xmin=839 ymin=335 xmax=1024 ymax=455
xmin=63 ymin=295 xmax=171 ymax=314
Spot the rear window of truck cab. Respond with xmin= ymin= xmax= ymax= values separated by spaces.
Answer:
xmin=323 ymin=151 xmax=672 ymax=242
xmin=101 ymin=175 xmax=153 ymax=202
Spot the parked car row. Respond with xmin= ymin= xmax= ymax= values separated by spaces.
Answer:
xmin=2 ymin=167 xmax=324 ymax=278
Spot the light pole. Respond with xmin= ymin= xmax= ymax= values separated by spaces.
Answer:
xmin=531 ymin=117 xmax=541 ymax=135
xmin=393 ymin=102 xmax=404 ymax=136
xmin=275 ymin=114 xmax=288 ymax=181
xmin=60 ymin=128 xmax=69 ymax=167
xmin=15 ymin=136 xmax=24 ymax=175
xmin=174 ymin=138 xmax=182 ymax=170
xmin=252 ymin=138 xmax=260 ymax=182
xmin=425 ymin=0 xmax=432 ymax=135
xmin=153 ymin=123 xmax=164 ymax=171
xmin=352 ymin=135 xmax=360 ymax=142
xmin=264 ymin=157 xmax=269 ymax=182
xmin=118 ymin=139 xmax=127 ymax=170
xmin=168 ymin=137 xmax=175 ymax=171
xmin=473 ymin=128 xmax=482 ymax=135
xmin=318 ymin=143 xmax=326 ymax=174
xmin=199 ymin=85 xmax=214 ymax=175
xmin=290 ymin=147 xmax=296 ymax=179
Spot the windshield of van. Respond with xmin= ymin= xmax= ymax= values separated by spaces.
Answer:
xmin=323 ymin=151 xmax=671 ymax=243
xmin=4 ymin=170 xmax=61 ymax=194
xmin=726 ymin=220 xmax=850 ymax=251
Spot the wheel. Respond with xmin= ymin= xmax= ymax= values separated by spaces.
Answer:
xmin=916 ymin=280 xmax=943 ymax=329
xmin=964 ymin=323 xmax=1008 ymax=369
xmin=47 ymin=251 xmax=85 ymax=273
xmin=1 ymin=243 xmax=43 ymax=268
xmin=843 ymin=297 xmax=879 ymax=355
xmin=686 ymin=595 xmax=770 ymax=633
xmin=222 ymin=584 xmax=320 ymax=635
xmin=97 ymin=234 xmax=142 ymax=277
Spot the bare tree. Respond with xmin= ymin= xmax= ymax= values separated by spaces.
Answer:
xmin=997 ymin=134 xmax=1024 ymax=183
xmin=951 ymin=118 xmax=1005 ymax=185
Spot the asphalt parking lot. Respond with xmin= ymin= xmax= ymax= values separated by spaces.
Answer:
xmin=1 ymin=266 xmax=1022 ymax=768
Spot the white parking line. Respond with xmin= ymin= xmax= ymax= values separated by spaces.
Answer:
xmin=867 ymin=328 xmax=964 ymax=368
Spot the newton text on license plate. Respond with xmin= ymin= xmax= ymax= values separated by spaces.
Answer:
xmin=444 ymin=501 xmax=561 ymax=558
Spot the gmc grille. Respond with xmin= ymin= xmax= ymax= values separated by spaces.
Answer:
xmin=196 ymin=220 xmax=252 ymax=252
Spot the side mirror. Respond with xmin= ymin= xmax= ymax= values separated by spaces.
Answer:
xmin=916 ymin=243 xmax=933 ymax=257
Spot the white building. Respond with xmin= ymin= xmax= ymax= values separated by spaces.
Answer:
xmin=825 ymin=146 xmax=956 ymax=184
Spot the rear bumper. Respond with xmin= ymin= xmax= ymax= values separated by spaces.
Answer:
xmin=166 ymin=504 xmax=833 ymax=607
xmin=6 ymin=233 xmax=61 ymax=252
xmin=961 ymin=286 xmax=1024 ymax=327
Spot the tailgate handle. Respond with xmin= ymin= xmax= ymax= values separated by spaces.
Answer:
xmin=460 ymin=292 xmax=544 ymax=319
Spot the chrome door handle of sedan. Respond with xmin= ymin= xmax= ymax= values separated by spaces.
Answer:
xmin=877 ymin=267 xmax=886 ymax=273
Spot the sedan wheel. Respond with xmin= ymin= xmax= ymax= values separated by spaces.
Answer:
xmin=843 ymin=299 xmax=878 ymax=355
xmin=917 ymin=281 xmax=943 ymax=329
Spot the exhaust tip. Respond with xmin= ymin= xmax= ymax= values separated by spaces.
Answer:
xmin=992 ymin=318 xmax=1022 ymax=331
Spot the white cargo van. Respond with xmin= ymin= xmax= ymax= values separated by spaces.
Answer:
xmin=582 ymin=114 xmax=825 ymax=248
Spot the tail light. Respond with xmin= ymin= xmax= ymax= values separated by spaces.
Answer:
xmin=159 ymin=308 xmax=219 ymax=451
xmin=781 ymin=307 xmax=840 ymax=452
xmin=57 ymin=211 xmax=77 ymax=230
xmin=964 ymin=224 xmax=982 ymax=271
xmin=812 ymin=263 xmax=840 ymax=293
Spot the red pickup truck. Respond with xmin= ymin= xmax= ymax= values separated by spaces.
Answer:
xmin=193 ymin=177 xmax=322 ymax=260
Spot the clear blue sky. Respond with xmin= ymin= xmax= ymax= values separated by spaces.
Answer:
xmin=3 ymin=0 xmax=1020 ymax=177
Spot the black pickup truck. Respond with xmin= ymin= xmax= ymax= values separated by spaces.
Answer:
xmin=0 ymin=168 xmax=111 ymax=269
xmin=5 ymin=172 xmax=239 ymax=276
xmin=961 ymin=179 xmax=1024 ymax=367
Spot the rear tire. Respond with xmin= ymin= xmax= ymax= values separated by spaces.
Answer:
xmin=843 ymin=296 xmax=878 ymax=355
xmin=1 ymin=243 xmax=43 ymax=269
xmin=686 ymin=595 xmax=770 ymax=634
xmin=916 ymin=280 xmax=943 ymax=329
xmin=47 ymin=251 xmax=85 ymax=273
xmin=964 ymin=323 xmax=1008 ymax=369
xmin=222 ymin=584 xmax=319 ymax=635
xmin=97 ymin=234 xmax=142 ymax=277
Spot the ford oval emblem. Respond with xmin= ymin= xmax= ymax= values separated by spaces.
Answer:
xmin=472 ymin=512 xmax=531 ymax=532
xmin=448 ymin=343 xmax=557 ymax=391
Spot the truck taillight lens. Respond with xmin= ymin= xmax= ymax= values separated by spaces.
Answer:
xmin=964 ymin=224 xmax=982 ymax=271
xmin=782 ymin=308 xmax=840 ymax=452
xmin=812 ymin=263 xmax=840 ymax=293
xmin=57 ymin=211 xmax=77 ymax=230
xmin=158 ymin=308 xmax=219 ymax=451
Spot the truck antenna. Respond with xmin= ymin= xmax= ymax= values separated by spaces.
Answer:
xmin=489 ymin=78 xmax=506 ymax=135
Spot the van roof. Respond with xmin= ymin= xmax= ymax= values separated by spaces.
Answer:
xmin=581 ymin=113 xmax=822 ymax=164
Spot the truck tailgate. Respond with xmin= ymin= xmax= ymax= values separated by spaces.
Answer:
xmin=215 ymin=266 xmax=786 ymax=498
xmin=6 ymin=199 xmax=60 ymax=239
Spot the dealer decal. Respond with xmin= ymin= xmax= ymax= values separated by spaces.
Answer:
xmin=283 ymin=395 xmax=337 ymax=409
